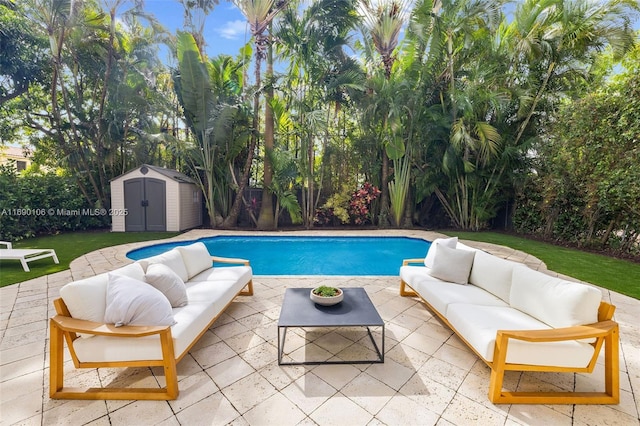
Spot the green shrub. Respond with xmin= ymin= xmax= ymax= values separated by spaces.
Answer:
xmin=0 ymin=164 xmax=108 ymax=240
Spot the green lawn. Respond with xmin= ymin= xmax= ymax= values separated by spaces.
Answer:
xmin=0 ymin=231 xmax=180 ymax=287
xmin=444 ymin=231 xmax=640 ymax=300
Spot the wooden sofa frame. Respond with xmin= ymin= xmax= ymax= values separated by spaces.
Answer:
xmin=399 ymin=259 xmax=619 ymax=405
xmin=50 ymin=257 xmax=253 ymax=401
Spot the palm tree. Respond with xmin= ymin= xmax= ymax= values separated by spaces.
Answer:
xmin=224 ymin=0 xmax=287 ymax=228
xmin=503 ymin=0 xmax=637 ymax=148
xmin=359 ymin=0 xmax=411 ymax=226
xmin=275 ymin=0 xmax=363 ymax=227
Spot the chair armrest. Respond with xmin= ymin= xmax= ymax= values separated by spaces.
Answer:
xmin=402 ymin=258 xmax=425 ymax=266
xmin=51 ymin=315 xmax=171 ymax=338
xmin=497 ymin=320 xmax=618 ymax=343
xmin=211 ymin=256 xmax=250 ymax=266
xmin=0 ymin=241 xmax=12 ymax=249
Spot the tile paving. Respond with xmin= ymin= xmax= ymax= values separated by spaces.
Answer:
xmin=1 ymin=230 xmax=639 ymax=425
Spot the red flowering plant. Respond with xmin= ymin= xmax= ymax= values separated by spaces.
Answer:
xmin=348 ymin=182 xmax=381 ymax=225
xmin=314 ymin=182 xmax=381 ymax=226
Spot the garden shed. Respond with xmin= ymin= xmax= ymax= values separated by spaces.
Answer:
xmin=110 ymin=164 xmax=202 ymax=232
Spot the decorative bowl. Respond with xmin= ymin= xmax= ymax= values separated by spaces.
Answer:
xmin=310 ymin=287 xmax=343 ymax=306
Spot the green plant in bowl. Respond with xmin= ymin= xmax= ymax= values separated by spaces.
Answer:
xmin=310 ymin=286 xmax=344 ymax=306
xmin=312 ymin=286 xmax=341 ymax=297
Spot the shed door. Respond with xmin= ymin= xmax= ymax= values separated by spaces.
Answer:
xmin=124 ymin=178 xmax=166 ymax=231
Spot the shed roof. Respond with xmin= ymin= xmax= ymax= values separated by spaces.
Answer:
xmin=111 ymin=164 xmax=196 ymax=184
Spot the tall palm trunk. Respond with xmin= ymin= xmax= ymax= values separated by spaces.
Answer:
xmin=257 ymin=36 xmax=276 ymax=229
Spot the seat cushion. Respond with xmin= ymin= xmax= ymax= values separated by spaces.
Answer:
xmin=104 ymin=274 xmax=176 ymax=327
xmin=145 ymin=263 xmax=189 ymax=308
xmin=176 ymin=242 xmax=213 ymax=279
xmin=469 ymin=250 xmax=517 ymax=302
xmin=413 ymin=278 xmax=509 ymax=315
xmin=510 ymin=265 xmax=602 ymax=328
xmin=424 ymin=237 xmax=458 ymax=268
xmin=446 ymin=303 xmax=595 ymax=367
xmin=189 ymin=265 xmax=253 ymax=287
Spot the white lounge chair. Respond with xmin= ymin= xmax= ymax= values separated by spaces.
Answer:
xmin=0 ymin=241 xmax=59 ymax=272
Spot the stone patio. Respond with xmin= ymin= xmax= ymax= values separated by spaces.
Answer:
xmin=1 ymin=230 xmax=639 ymax=425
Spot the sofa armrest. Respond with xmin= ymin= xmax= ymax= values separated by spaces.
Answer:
xmin=489 ymin=319 xmax=620 ymax=403
xmin=211 ymin=256 xmax=250 ymax=266
xmin=402 ymin=258 xmax=425 ymax=266
xmin=51 ymin=315 xmax=171 ymax=338
xmin=496 ymin=320 xmax=618 ymax=343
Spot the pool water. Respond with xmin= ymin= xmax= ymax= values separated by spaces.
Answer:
xmin=127 ymin=236 xmax=431 ymax=276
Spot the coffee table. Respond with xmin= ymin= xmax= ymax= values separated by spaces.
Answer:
xmin=277 ymin=287 xmax=385 ymax=365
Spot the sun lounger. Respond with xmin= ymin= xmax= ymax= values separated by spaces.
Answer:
xmin=0 ymin=241 xmax=59 ymax=272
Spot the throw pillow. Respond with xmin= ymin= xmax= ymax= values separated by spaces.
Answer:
xmin=176 ymin=242 xmax=213 ymax=279
xmin=145 ymin=263 xmax=189 ymax=307
xmin=424 ymin=237 xmax=458 ymax=268
xmin=104 ymin=273 xmax=176 ymax=327
xmin=428 ymin=244 xmax=476 ymax=284
xmin=146 ymin=249 xmax=189 ymax=282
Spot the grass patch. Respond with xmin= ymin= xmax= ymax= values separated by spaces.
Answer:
xmin=0 ymin=230 xmax=180 ymax=287
xmin=444 ymin=231 xmax=640 ymax=300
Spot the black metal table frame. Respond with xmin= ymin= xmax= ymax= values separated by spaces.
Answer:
xmin=277 ymin=288 xmax=385 ymax=366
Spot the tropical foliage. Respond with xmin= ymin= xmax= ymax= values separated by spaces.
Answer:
xmin=0 ymin=164 xmax=108 ymax=241
xmin=1 ymin=0 xmax=638 ymax=256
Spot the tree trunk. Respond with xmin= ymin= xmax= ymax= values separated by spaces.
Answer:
xmin=223 ymin=47 xmax=263 ymax=228
xmin=257 ymin=36 xmax=275 ymax=230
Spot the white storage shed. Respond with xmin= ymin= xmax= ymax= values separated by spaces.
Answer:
xmin=110 ymin=164 xmax=202 ymax=232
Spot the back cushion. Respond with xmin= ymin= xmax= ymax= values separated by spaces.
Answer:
xmin=424 ymin=237 xmax=458 ymax=268
xmin=145 ymin=249 xmax=189 ymax=282
xmin=428 ymin=244 xmax=476 ymax=284
xmin=469 ymin=250 xmax=516 ymax=302
xmin=59 ymin=262 xmax=145 ymax=336
xmin=510 ymin=265 xmax=602 ymax=328
xmin=176 ymin=242 xmax=212 ymax=279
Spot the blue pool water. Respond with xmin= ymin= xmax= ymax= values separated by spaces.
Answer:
xmin=127 ymin=236 xmax=431 ymax=276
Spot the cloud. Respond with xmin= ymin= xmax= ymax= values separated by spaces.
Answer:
xmin=217 ymin=20 xmax=249 ymax=40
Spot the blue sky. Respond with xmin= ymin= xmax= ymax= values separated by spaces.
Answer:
xmin=140 ymin=0 xmax=639 ymax=64
xmin=141 ymin=0 xmax=250 ymax=60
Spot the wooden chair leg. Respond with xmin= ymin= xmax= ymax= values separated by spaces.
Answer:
xmin=160 ymin=330 xmax=179 ymax=399
xmin=240 ymin=280 xmax=254 ymax=296
xmin=49 ymin=319 xmax=65 ymax=397
xmin=604 ymin=323 xmax=620 ymax=402
xmin=399 ymin=280 xmax=417 ymax=297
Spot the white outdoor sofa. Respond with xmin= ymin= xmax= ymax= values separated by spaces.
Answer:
xmin=0 ymin=241 xmax=59 ymax=271
xmin=49 ymin=242 xmax=253 ymax=400
xmin=399 ymin=237 xmax=619 ymax=405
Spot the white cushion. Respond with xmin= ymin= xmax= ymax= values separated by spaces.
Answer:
xmin=59 ymin=263 xmax=145 ymax=336
xmin=510 ymin=266 xmax=602 ymax=328
xmin=409 ymin=277 xmax=508 ymax=315
xmin=424 ymin=237 xmax=458 ymax=268
xmin=189 ymin=265 xmax=253 ymax=285
xmin=104 ymin=274 xmax=176 ymax=327
xmin=176 ymin=242 xmax=212 ymax=279
xmin=428 ymin=244 xmax=475 ymax=284
xmin=145 ymin=263 xmax=188 ymax=308
xmin=469 ymin=250 xmax=516 ymax=302
xmin=73 ymin=277 xmax=250 ymax=362
xmin=446 ymin=303 xmax=595 ymax=367
xmin=145 ymin=249 xmax=189 ymax=282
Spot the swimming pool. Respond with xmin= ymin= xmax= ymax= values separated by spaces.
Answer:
xmin=127 ymin=235 xmax=431 ymax=276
